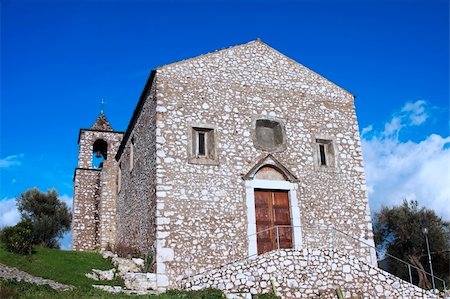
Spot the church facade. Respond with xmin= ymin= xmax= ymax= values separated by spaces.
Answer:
xmin=72 ymin=40 xmax=376 ymax=289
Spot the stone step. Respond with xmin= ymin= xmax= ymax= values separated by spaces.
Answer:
xmin=92 ymin=284 xmax=159 ymax=295
xmin=225 ymin=292 xmax=252 ymax=299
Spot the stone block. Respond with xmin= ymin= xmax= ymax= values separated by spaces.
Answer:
xmin=112 ymin=257 xmax=141 ymax=275
xmin=157 ymin=247 xmax=174 ymax=262
xmin=124 ymin=273 xmax=157 ymax=291
xmin=157 ymin=274 xmax=169 ymax=287
xmin=132 ymin=258 xmax=145 ymax=268
xmin=92 ymin=269 xmax=116 ymax=281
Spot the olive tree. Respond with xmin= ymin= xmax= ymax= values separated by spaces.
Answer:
xmin=17 ymin=188 xmax=71 ymax=248
xmin=373 ymin=200 xmax=449 ymax=289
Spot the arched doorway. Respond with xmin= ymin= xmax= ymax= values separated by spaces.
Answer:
xmin=244 ymin=155 xmax=302 ymax=256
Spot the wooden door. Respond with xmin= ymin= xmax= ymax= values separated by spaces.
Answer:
xmin=255 ymin=189 xmax=293 ymax=254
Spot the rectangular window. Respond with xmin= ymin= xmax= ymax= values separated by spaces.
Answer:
xmin=316 ymin=138 xmax=335 ymax=168
xmin=193 ymin=128 xmax=213 ymax=158
xmin=189 ymin=125 xmax=218 ymax=165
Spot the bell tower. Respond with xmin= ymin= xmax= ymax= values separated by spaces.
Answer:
xmin=72 ymin=113 xmax=123 ymax=251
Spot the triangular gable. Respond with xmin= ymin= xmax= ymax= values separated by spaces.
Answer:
xmin=91 ymin=113 xmax=113 ymax=131
xmin=157 ymin=39 xmax=352 ymax=97
xmin=243 ymin=154 xmax=298 ymax=182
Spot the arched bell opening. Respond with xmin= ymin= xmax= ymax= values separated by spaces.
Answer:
xmin=92 ymin=139 xmax=108 ymax=169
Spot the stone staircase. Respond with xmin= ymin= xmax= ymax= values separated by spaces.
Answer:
xmin=181 ymin=248 xmax=442 ymax=299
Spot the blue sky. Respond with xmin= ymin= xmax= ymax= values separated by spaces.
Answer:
xmin=1 ymin=0 xmax=449 ymax=248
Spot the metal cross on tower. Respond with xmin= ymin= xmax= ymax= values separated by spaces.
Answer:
xmin=100 ymin=98 xmax=105 ymax=114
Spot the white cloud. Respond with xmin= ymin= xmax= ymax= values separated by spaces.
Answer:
xmin=59 ymin=194 xmax=73 ymax=210
xmin=361 ymin=125 xmax=373 ymax=137
xmin=400 ymin=100 xmax=428 ymax=126
xmin=374 ymin=100 xmax=429 ymax=140
xmin=383 ymin=116 xmax=402 ymax=138
xmin=0 ymin=198 xmax=21 ymax=228
xmin=362 ymin=100 xmax=450 ymax=221
xmin=0 ymin=154 xmax=24 ymax=168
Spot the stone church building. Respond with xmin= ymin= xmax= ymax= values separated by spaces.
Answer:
xmin=72 ymin=40 xmax=432 ymax=297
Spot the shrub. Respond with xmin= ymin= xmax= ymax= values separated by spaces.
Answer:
xmin=144 ymin=249 xmax=154 ymax=272
xmin=0 ymin=280 xmax=19 ymax=299
xmin=114 ymin=241 xmax=140 ymax=258
xmin=0 ymin=221 xmax=33 ymax=255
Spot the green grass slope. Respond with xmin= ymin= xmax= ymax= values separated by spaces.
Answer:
xmin=0 ymin=243 xmax=224 ymax=298
xmin=0 ymin=243 xmax=122 ymax=288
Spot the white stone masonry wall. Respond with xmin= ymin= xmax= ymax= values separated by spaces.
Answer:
xmin=116 ymin=78 xmax=157 ymax=257
xmin=152 ymin=40 xmax=375 ymax=285
xmin=72 ymin=169 xmax=101 ymax=251
xmin=98 ymin=159 xmax=119 ymax=250
xmin=73 ymin=129 xmax=122 ymax=251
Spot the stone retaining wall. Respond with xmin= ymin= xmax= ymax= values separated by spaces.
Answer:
xmin=183 ymin=249 xmax=438 ymax=299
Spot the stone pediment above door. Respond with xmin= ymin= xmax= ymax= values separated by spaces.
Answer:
xmin=242 ymin=154 xmax=298 ymax=183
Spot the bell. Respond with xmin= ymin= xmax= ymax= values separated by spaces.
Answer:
xmin=95 ymin=151 xmax=102 ymax=158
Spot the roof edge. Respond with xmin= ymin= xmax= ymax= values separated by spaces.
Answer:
xmin=156 ymin=38 xmax=355 ymax=99
xmin=255 ymin=41 xmax=355 ymax=98
xmin=156 ymin=39 xmax=261 ymax=70
xmin=115 ymin=70 xmax=157 ymax=161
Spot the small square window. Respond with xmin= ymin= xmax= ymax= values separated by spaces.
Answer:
xmin=188 ymin=124 xmax=218 ymax=165
xmin=315 ymin=138 xmax=335 ymax=168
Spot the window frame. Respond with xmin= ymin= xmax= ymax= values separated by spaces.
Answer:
xmin=313 ymin=136 xmax=338 ymax=171
xmin=188 ymin=123 xmax=219 ymax=165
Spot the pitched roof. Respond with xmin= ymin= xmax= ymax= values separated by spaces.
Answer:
xmin=91 ymin=113 xmax=113 ymax=131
